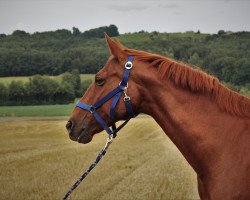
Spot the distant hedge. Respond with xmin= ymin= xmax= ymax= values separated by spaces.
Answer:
xmin=0 ymin=70 xmax=92 ymax=105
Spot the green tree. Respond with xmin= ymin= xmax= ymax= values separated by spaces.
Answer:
xmin=8 ymin=81 xmax=27 ymax=104
xmin=107 ymin=24 xmax=119 ymax=37
xmin=81 ymin=79 xmax=92 ymax=93
xmin=0 ymin=34 xmax=6 ymax=38
xmin=12 ymin=30 xmax=29 ymax=37
xmin=54 ymin=29 xmax=72 ymax=38
xmin=71 ymin=69 xmax=81 ymax=97
xmin=218 ymin=30 xmax=225 ymax=36
xmin=82 ymin=24 xmax=119 ymax=38
xmin=239 ymin=83 xmax=250 ymax=96
xmin=72 ymin=27 xmax=81 ymax=36
xmin=26 ymin=75 xmax=52 ymax=103
xmin=25 ymin=74 xmax=77 ymax=104
xmin=0 ymin=83 xmax=8 ymax=104
xmin=54 ymin=82 xmax=75 ymax=104
xmin=62 ymin=72 xmax=75 ymax=86
xmin=188 ymin=53 xmax=203 ymax=67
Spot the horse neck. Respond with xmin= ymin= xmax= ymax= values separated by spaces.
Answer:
xmin=138 ymin=72 xmax=243 ymax=176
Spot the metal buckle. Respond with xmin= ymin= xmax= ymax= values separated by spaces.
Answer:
xmin=124 ymin=96 xmax=131 ymax=101
xmin=125 ymin=61 xmax=133 ymax=69
xmin=119 ymin=81 xmax=128 ymax=90
xmin=107 ymin=134 xmax=113 ymax=143
xmin=123 ymin=87 xmax=130 ymax=101
xmin=89 ymin=106 xmax=95 ymax=113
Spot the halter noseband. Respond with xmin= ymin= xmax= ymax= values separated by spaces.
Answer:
xmin=75 ymin=55 xmax=136 ymax=138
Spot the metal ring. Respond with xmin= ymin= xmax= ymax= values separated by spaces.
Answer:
xmin=119 ymin=81 xmax=128 ymax=89
xmin=125 ymin=61 xmax=133 ymax=69
xmin=89 ymin=106 xmax=95 ymax=113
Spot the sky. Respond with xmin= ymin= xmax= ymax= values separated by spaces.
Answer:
xmin=0 ymin=0 xmax=249 ymax=34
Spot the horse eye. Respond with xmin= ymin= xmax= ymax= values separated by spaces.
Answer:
xmin=95 ymin=77 xmax=105 ymax=86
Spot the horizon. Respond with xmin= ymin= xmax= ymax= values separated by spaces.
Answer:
xmin=1 ymin=26 xmax=246 ymax=36
xmin=0 ymin=0 xmax=250 ymax=35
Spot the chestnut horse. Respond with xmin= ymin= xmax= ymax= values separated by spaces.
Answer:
xmin=67 ymin=34 xmax=250 ymax=200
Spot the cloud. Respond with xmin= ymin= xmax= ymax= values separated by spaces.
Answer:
xmin=158 ymin=3 xmax=182 ymax=15
xmin=173 ymin=11 xmax=182 ymax=15
xmin=107 ymin=4 xmax=148 ymax=12
xmin=158 ymin=3 xmax=180 ymax=9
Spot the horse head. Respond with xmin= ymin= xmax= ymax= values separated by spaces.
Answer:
xmin=66 ymin=34 xmax=145 ymax=143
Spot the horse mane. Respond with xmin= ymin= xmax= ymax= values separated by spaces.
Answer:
xmin=121 ymin=46 xmax=250 ymax=118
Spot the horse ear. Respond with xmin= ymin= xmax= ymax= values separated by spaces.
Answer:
xmin=104 ymin=32 xmax=126 ymax=61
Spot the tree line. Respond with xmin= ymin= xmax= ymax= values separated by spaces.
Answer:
xmin=0 ymin=70 xmax=92 ymax=105
xmin=0 ymin=26 xmax=249 ymax=87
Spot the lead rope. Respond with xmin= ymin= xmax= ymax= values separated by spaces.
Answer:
xmin=62 ymin=135 xmax=114 ymax=200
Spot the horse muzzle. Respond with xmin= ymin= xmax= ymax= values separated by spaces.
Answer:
xmin=66 ymin=118 xmax=91 ymax=144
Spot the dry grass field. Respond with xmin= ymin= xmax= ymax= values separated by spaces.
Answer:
xmin=0 ymin=115 xmax=199 ymax=200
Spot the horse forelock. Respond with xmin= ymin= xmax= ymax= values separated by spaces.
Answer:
xmin=123 ymin=48 xmax=250 ymax=118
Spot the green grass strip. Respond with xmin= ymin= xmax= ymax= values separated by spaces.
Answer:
xmin=0 ymin=104 xmax=75 ymax=117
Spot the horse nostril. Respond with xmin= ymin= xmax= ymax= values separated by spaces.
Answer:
xmin=66 ymin=120 xmax=73 ymax=133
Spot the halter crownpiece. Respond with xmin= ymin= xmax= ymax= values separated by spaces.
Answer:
xmin=75 ymin=55 xmax=136 ymax=138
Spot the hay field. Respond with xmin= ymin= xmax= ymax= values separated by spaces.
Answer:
xmin=0 ymin=115 xmax=199 ymax=200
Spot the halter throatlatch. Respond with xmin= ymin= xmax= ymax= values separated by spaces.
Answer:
xmin=75 ymin=55 xmax=136 ymax=138
xmin=62 ymin=56 xmax=136 ymax=200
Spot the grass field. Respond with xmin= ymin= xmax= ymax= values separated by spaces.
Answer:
xmin=0 ymin=116 xmax=199 ymax=200
xmin=0 ymin=104 xmax=75 ymax=117
xmin=0 ymin=74 xmax=94 ymax=85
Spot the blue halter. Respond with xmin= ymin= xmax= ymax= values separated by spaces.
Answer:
xmin=76 ymin=56 xmax=136 ymax=138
